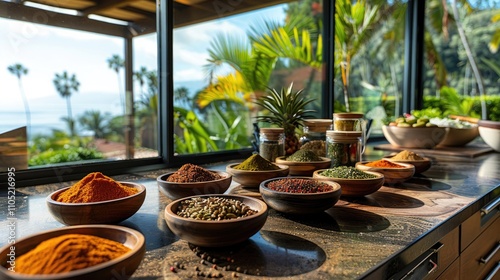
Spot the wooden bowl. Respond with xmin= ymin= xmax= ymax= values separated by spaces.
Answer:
xmin=259 ymin=177 xmax=341 ymax=214
xmin=275 ymin=156 xmax=332 ymax=176
xmin=164 ymin=194 xmax=268 ymax=247
xmin=355 ymin=161 xmax=415 ymax=184
xmin=0 ymin=225 xmax=145 ymax=280
xmin=47 ymin=182 xmax=146 ymax=225
xmin=439 ymin=126 xmax=479 ymax=147
xmin=382 ymin=125 xmax=447 ymax=149
xmin=383 ymin=155 xmax=432 ymax=174
xmin=313 ymin=169 xmax=384 ymax=197
xmin=157 ymin=170 xmax=232 ymax=200
xmin=225 ymin=163 xmax=289 ymax=188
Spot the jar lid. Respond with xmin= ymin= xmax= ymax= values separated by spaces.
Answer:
xmin=260 ymin=128 xmax=284 ymax=141
xmin=326 ymin=130 xmax=362 ymax=140
xmin=333 ymin=112 xmax=364 ymax=119
xmin=303 ymin=119 xmax=332 ymax=132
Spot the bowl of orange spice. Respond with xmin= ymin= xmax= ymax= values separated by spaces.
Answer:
xmin=0 ymin=224 xmax=145 ymax=280
xmin=46 ymin=172 xmax=146 ymax=225
xmin=356 ymin=159 xmax=415 ymax=184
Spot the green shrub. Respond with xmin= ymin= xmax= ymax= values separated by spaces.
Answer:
xmin=28 ymin=147 xmax=103 ymax=166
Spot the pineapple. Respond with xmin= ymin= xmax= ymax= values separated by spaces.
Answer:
xmin=254 ymin=83 xmax=316 ymax=155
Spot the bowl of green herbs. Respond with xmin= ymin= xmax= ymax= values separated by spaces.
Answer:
xmin=275 ymin=150 xmax=331 ymax=176
xmin=313 ymin=166 xmax=384 ymax=197
xmin=226 ymin=154 xmax=289 ymax=188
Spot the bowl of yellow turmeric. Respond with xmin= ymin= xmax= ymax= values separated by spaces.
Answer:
xmin=226 ymin=154 xmax=290 ymax=188
xmin=46 ymin=172 xmax=146 ymax=225
xmin=0 ymin=224 xmax=145 ymax=280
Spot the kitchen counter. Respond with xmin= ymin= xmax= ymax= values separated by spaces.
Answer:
xmin=1 ymin=145 xmax=500 ymax=279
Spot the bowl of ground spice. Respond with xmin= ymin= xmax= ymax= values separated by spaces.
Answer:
xmin=259 ymin=177 xmax=341 ymax=214
xmin=0 ymin=224 xmax=145 ymax=280
xmin=356 ymin=159 xmax=415 ymax=184
xmin=157 ymin=163 xmax=232 ymax=200
xmin=46 ymin=172 xmax=146 ymax=225
xmin=164 ymin=194 xmax=268 ymax=247
xmin=313 ymin=167 xmax=384 ymax=197
xmin=226 ymin=154 xmax=289 ymax=188
xmin=275 ymin=150 xmax=331 ymax=176
xmin=384 ymin=150 xmax=432 ymax=174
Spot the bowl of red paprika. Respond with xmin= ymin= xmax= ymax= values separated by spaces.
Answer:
xmin=0 ymin=224 xmax=145 ymax=280
xmin=355 ymin=159 xmax=415 ymax=184
xmin=259 ymin=177 xmax=341 ymax=214
xmin=46 ymin=172 xmax=146 ymax=225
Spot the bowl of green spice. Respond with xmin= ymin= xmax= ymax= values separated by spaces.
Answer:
xmin=313 ymin=167 xmax=384 ymax=197
xmin=275 ymin=150 xmax=331 ymax=176
xmin=226 ymin=154 xmax=289 ymax=188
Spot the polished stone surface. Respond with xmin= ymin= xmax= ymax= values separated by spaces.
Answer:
xmin=1 ymin=145 xmax=500 ymax=279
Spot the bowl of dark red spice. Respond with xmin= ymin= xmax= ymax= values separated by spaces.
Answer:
xmin=275 ymin=150 xmax=331 ymax=176
xmin=313 ymin=166 xmax=384 ymax=197
xmin=157 ymin=163 xmax=232 ymax=200
xmin=46 ymin=172 xmax=146 ymax=225
xmin=383 ymin=150 xmax=432 ymax=174
xmin=164 ymin=194 xmax=268 ymax=247
xmin=226 ymin=154 xmax=289 ymax=188
xmin=0 ymin=224 xmax=145 ymax=280
xmin=259 ymin=177 xmax=341 ymax=214
xmin=356 ymin=159 xmax=415 ymax=184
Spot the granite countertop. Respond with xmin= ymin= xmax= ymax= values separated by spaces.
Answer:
xmin=1 ymin=145 xmax=500 ymax=279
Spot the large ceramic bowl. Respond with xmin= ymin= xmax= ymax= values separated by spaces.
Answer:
xmin=355 ymin=161 xmax=415 ymax=184
xmin=275 ymin=156 xmax=332 ymax=176
xmin=439 ymin=126 xmax=479 ymax=147
xmin=157 ymin=170 xmax=232 ymax=200
xmin=313 ymin=169 xmax=384 ymax=197
xmin=164 ymin=194 xmax=268 ymax=247
xmin=382 ymin=125 xmax=447 ymax=149
xmin=0 ymin=225 xmax=145 ymax=280
xmin=259 ymin=177 xmax=341 ymax=214
xmin=383 ymin=155 xmax=432 ymax=174
xmin=478 ymin=120 xmax=500 ymax=152
xmin=226 ymin=163 xmax=289 ymax=188
xmin=47 ymin=182 xmax=146 ymax=225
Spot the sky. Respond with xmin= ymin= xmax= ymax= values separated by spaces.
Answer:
xmin=0 ymin=4 xmax=286 ymax=134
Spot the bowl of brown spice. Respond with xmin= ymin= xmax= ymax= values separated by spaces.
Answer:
xmin=259 ymin=177 xmax=341 ymax=214
xmin=157 ymin=163 xmax=232 ymax=200
xmin=275 ymin=150 xmax=331 ymax=176
xmin=384 ymin=150 xmax=432 ymax=174
xmin=226 ymin=154 xmax=289 ymax=188
xmin=164 ymin=194 xmax=268 ymax=247
xmin=0 ymin=224 xmax=145 ymax=280
xmin=46 ymin=172 xmax=146 ymax=225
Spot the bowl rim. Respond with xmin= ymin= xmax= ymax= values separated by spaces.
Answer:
xmin=356 ymin=160 xmax=416 ymax=170
xmin=164 ymin=194 xmax=268 ymax=224
xmin=478 ymin=120 xmax=500 ymax=129
xmin=313 ymin=169 xmax=384 ymax=181
xmin=46 ymin=181 xmax=146 ymax=206
xmin=382 ymin=155 xmax=432 ymax=163
xmin=226 ymin=163 xmax=289 ymax=173
xmin=382 ymin=125 xmax=447 ymax=130
xmin=275 ymin=156 xmax=332 ymax=164
xmin=156 ymin=170 xmax=231 ymax=185
xmin=0 ymin=224 xmax=145 ymax=279
xmin=259 ymin=176 xmax=341 ymax=196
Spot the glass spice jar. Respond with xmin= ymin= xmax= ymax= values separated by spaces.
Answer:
xmin=299 ymin=119 xmax=333 ymax=145
xmin=326 ymin=130 xmax=363 ymax=167
xmin=259 ymin=128 xmax=285 ymax=162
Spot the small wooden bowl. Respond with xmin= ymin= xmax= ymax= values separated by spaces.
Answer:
xmin=275 ymin=156 xmax=332 ymax=176
xmin=47 ymin=182 xmax=146 ymax=225
xmin=0 ymin=225 xmax=145 ymax=280
xmin=383 ymin=155 xmax=432 ymax=174
xmin=157 ymin=170 xmax=232 ymax=200
xmin=355 ymin=161 xmax=415 ymax=184
xmin=313 ymin=169 xmax=384 ymax=197
xmin=225 ymin=163 xmax=289 ymax=188
xmin=164 ymin=194 xmax=268 ymax=247
xmin=259 ymin=177 xmax=341 ymax=214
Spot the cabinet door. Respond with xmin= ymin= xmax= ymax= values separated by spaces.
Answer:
xmin=461 ymin=196 xmax=500 ymax=251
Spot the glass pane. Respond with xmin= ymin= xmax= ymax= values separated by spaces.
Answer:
xmin=172 ymin=0 xmax=325 ymax=155
xmin=422 ymin=1 xmax=500 ymax=121
xmin=0 ymin=5 xmax=158 ymax=171
xmin=333 ymin=0 xmax=407 ymax=136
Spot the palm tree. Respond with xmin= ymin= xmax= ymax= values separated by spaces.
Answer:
xmin=133 ymin=66 xmax=149 ymax=96
xmin=53 ymin=71 xmax=80 ymax=136
xmin=7 ymin=63 xmax=30 ymax=135
xmin=107 ymin=54 xmax=125 ymax=114
xmin=78 ymin=110 xmax=111 ymax=139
